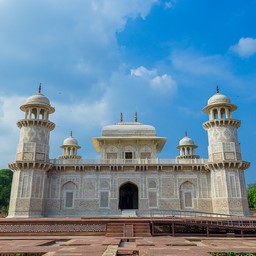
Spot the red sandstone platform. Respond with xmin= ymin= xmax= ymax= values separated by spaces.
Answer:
xmin=0 ymin=217 xmax=256 ymax=255
xmin=0 ymin=235 xmax=256 ymax=255
xmin=1 ymin=217 xmax=256 ymax=237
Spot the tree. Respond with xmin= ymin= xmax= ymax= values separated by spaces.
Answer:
xmin=0 ymin=169 xmax=13 ymax=213
xmin=247 ymin=183 xmax=256 ymax=209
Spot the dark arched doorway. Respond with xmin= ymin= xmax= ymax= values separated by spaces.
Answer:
xmin=119 ymin=183 xmax=138 ymax=210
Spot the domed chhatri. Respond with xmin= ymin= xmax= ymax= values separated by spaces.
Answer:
xmin=176 ymin=133 xmax=199 ymax=159
xmin=59 ymin=131 xmax=81 ymax=160
xmin=63 ymin=134 xmax=79 ymax=147
xmin=20 ymin=84 xmax=55 ymax=114
xmin=203 ymin=85 xmax=237 ymax=114
xmin=178 ymin=135 xmax=197 ymax=147
xmin=208 ymin=93 xmax=231 ymax=105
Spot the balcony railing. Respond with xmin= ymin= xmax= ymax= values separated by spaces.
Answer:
xmin=49 ymin=158 xmax=208 ymax=165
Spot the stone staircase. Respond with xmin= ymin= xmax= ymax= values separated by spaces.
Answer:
xmin=106 ymin=222 xmax=151 ymax=237
xmin=121 ymin=210 xmax=137 ymax=217
xmin=133 ymin=223 xmax=151 ymax=237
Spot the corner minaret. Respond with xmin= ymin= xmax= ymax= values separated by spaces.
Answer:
xmin=8 ymin=86 xmax=55 ymax=217
xmin=203 ymin=86 xmax=250 ymax=216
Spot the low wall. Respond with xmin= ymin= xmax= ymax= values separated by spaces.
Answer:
xmin=0 ymin=218 xmax=106 ymax=236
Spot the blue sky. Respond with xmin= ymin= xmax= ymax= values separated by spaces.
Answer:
xmin=0 ymin=0 xmax=256 ymax=183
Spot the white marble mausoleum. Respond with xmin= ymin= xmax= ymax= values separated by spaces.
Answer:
xmin=8 ymin=86 xmax=250 ymax=217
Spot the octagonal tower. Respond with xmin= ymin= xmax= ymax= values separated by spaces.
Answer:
xmin=203 ymin=86 xmax=249 ymax=216
xmin=8 ymin=86 xmax=55 ymax=217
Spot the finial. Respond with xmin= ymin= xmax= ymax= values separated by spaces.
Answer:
xmin=216 ymin=85 xmax=219 ymax=93
xmin=185 ymin=131 xmax=187 ymax=136
xmin=135 ymin=112 xmax=138 ymax=122
xmin=120 ymin=112 xmax=123 ymax=122
xmin=70 ymin=131 xmax=73 ymax=137
xmin=38 ymin=83 xmax=42 ymax=94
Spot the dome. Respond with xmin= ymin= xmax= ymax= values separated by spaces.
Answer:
xmin=177 ymin=135 xmax=197 ymax=148
xmin=63 ymin=136 xmax=79 ymax=147
xmin=203 ymin=88 xmax=237 ymax=113
xmin=25 ymin=93 xmax=50 ymax=105
xmin=102 ymin=122 xmax=156 ymax=137
xmin=207 ymin=93 xmax=231 ymax=105
xmin=63 ymin=137 xmax=78 ymax=146
xmin=20 ymin=89 xmax=55 ymax=113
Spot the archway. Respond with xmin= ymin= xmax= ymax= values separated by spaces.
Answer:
xmin=179 ymin=181 xmax=195 ymax=209
xmin=119 ymin=182 xmax=138 ymax=210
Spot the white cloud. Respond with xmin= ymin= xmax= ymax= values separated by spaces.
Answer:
xmin=131 ymin=66 xmax=157 ymax=79
xmin=150 ymin=74 xmax=176 ymax=90
xmin=0 ymin=96 xmax=25 ymax=168
xmin=0 ymin=0 xmax=157 ymax=94
xmin=230 ymin=37 xmax=256 ymax=58
xmin=0 ymin=96 xmax=25 ymax=132
xmin=171 ymin=50 xmax=229 ymax=76
xmin=164 ymin=0 xmax=176 ymax=9
xmin=131 ymin=66 xmax=177 ymax=93
xmin=0 ymin=0 xmax=180 ymax=167
xmin=53 ymin=99 xmax=111 ymax=131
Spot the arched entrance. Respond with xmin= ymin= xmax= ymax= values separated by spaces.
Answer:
xmin=119 ymin=182 xmax=138 ymax=210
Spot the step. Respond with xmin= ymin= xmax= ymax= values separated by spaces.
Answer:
xmin=106 ymin=222 xmax=151 ymax=237
xmin=121 ymin=210 xmax=137 ymax=217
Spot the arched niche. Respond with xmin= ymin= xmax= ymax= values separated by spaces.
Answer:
xmin=119 ymin=182 xmax=138 ymax=210
xmin=179 ymin=181 xmax=195 ymax=209
xmin=61 ymin=181 xmax=76 ymax=209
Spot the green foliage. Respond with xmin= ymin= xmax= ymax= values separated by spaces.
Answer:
xmin=0 ymin=169 xmax=13 ymax=213
xmin=247 ymin=183 xmax=256 ymax=209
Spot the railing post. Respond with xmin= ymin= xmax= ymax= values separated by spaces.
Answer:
xmin=172 ymin=222 xmax=175 ymax=236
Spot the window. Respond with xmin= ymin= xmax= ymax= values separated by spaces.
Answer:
xmin=213 ymin=109 xmax=218 ymax=119
xmin=65 ymin=192 xmax=74 ymax=208
xmin=180 ymin=181 xmax=195 ymax=209
xmin=100 ymin=191 xmax=109 ymax=208
xmin=125 ymin=152 xmax=133 ymax=159
xmin=62 ymin=182 xmax=76 ymax=209
xmin=31 ymin=108 xmax=37 ymax=119
xmin=148 ymin=191 xmax=157 ymax=208
xmin=184 ymin=192 xmax=192 ymax=208
xmin=39 ymin=109 xmax=44 ymax=120
xmin=220 ymin=108 xmax=226 ymax=119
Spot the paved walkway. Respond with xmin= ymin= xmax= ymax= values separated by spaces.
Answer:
xmin=0 ymin=236 xmax=256 ymax=255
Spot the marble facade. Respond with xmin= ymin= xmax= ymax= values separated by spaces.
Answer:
xmin=7 ymin=86 xmax=250 ymax=217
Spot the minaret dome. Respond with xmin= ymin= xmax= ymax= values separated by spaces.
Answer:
xmin=20 ymin=86 xmax=55 ymax=120
xmin=203 ymin=87 xmax=237 ymax=121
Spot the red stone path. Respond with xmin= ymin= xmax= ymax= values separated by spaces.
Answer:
xmin=0 ymin=236 xmax=256 ymax=255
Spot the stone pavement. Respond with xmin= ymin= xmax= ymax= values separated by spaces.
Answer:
xmin=0 ymin=235 xmax=256 ymax=255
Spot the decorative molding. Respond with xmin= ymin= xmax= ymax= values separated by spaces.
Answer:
xmin=0 ymin=223 xmax=106 ymax=233
xmin=17 ymin=119 xmax=55 ymax=131
xmin=205 ymin=161 xmax=250 ymax=171
xmin=203 ymin=119 xmax=240 ymax=129
xmin=9 ymin=161 xmax=52 ymax=171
